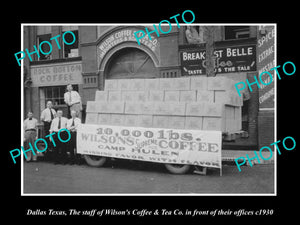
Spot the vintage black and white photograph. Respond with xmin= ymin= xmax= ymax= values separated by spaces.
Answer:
xmin=20 ymin=24 xmax=276 ymax=195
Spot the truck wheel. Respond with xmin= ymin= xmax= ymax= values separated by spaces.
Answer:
xmin=165 ymin=164 xmax=191 ymax=174
xmin=84 ymin=155 xmax=107 ymax=167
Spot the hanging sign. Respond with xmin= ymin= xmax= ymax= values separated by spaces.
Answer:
xmin=257 ymin=26 xmax=275 ymax=108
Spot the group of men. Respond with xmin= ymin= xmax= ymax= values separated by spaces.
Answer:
xmin=23 ymin=84 xmax=82 ymax=164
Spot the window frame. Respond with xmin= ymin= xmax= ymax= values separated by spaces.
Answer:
xmin=224 ymin=26 xmax=250 ymax=41
xmin=62 ymin=29 xmax=79 ymax=59
xmin=37 ymin=33 xmax=52 ymax=61
xmin=41 ymin=85 xmax=79 ymax=108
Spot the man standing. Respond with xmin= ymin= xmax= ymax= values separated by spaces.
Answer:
xmin=24 ymin=112 xmax=38 ymax=162
xmin=40 ymin=101 xmax=56 ymax=161
xmin=64 ymin=84 xmax=82 ymax=119
xmin=40 ymin=101 xmax=56 ymax=136
xmin=67 ymin=110 xmax=81 ymax=165
xmin=49 ymin=110 xmax=68 ymax=164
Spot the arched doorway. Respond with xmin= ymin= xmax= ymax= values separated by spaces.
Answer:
xmin=105 ymin=47 xmax=158 ymax=79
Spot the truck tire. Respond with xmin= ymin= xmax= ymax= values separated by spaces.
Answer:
xmin=84 ymin=155 xmax=107 ymax=167
xmin=165 ymin=164 xmax=191 ymax=174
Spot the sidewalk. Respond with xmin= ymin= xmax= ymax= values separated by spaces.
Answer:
xmin=23 ymin=160 xmax=275 ymax=194
xmin=222 ymin=149 xmax=275 ymax=165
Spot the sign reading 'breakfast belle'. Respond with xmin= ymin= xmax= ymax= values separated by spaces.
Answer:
xmin=180 ymin=44 xmax=256 ymax=75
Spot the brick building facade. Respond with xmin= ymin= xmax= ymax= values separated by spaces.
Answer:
xmin=23 ymin=24 xmax=275 ymax=150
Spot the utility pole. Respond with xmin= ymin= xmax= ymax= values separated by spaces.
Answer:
xmin=204 ymin=26 xmax=216 ymax=77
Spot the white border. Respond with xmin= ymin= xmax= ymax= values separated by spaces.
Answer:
xmin=21 ymin=23 xmax=24 ymax=195
xmin=20 ymin=23 xmax=277 ymax=196
xmin=259 ymin=108 xmax=275 ymax=111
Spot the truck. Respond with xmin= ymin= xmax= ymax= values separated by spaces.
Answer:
xmin=76 ymin=76 xmax=245 ymax=175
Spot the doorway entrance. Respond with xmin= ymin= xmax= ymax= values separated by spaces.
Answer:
xmin=105 ymin=47 xmax=158 ymax=79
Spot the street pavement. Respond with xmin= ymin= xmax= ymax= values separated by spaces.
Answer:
xmin=23 ymin=158 xmax=274 ymax=194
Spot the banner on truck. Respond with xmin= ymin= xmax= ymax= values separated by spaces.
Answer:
xmin=77 ymin=124 xmax=222 ymax=169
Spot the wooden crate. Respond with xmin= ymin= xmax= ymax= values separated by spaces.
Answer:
xmin=196 ymin=90 xmax=214 ymax=102
xmin=172 ymin=77 xmax=191 ymax=90
xmin=164 ymin=91 xmax=180 ymax=101
xmin=110 ymin=114 xmax=125 ymax=126
xmin=180 ymin=90 xmax=196 ymax=102
xmin=121 ymin=91 xmax=137 ymax=102
xmin=118 ymin=79 xmax=131 ymax=90
xmin=130 ymin=79 xmax=145 ymax=91
xmin=234 ymin=107 xmax=242 ymax=131
xmin=214 ymin=90 xmax=243 ymax=106
xmin=97 ymin=113 xmax=111 ymax=125
xmin=152 ymin=115 xmax=169 ymax=128
xmin=95 ymin=91 xmax=108 ymax=101
xmin=109 ymin=101 xmax=125 ymax=114
xmin=86 ymin=101 xmax=100 ymax=113
xmin=125 ymin=102 xmax=142 ymax=114
xmin=185 ymin=116 xmax=203 ymax=130
xmin=104 ymin=79 xmax=119 ymax=90
xmin=124 ymin=114 xmax=139 ymax=127
xmin=169 ymin=102 xmax=186 ymax=116
xmin=85 ymin=112 xmax=98 ymax=124
xmin=186 ymin=102 xmax=206 ymax=116
xmin=207 ymin=77 xmax=235 ymax=91
xmin=159 ymin=78 xmax=173 ymax=90
xmin=203 ymin=117 xmax=225 ymax=131
xmin=139 ymin=102 xmax=155 ymax=115
xmin=144 ymin=78 xmax=160 ymax=90
xmin=190 ymin=76 xmax=208 ymax=90
xmin=168 ymin=116 xmax=185 ymax=129
xmin=149 ymin=90 xmax=164 ymax=102
xmin=137 ymin=115 xmax=153 ymax=127
xmin=225 ymin=118 xmax=235 ymax=132
xmin=97 ymin=102 xmax=112 ymax=113
xmin=225 ymin=106 xmax=235 ymax=119
xmin=108 ymin=91 xmax=122 ymax=101
xmin=153 ymin=102 xmax=172 ymax=115
xmin=186 ymin=102 xmax=223 ymax=117
xmin=136 ymin=91 xmax=148 ymax=102
xmin=203 ymin=103 xmax=224 ymax=117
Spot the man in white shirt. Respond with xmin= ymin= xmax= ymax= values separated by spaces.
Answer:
xmin=49 ymin=110 xmax=69 ymax=164
xmin=67 ymin=110 xmax=81 ymax=164
xmin=24 ymin=112 xmax=38 ymax=162
xmin=40 ymin=101 xmax=56 ymax=136
xmin=64 ymin=84 xmax=82 ymax=119
xmin=40 ymin=101 xmax=56 ymax=161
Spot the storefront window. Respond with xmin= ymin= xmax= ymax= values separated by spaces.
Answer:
xmin=41 ymin=85 xmax=78 ymax=107
xmin=106 ymin=48 xmax=157 ymax=79
xmin=185 ymin=26 xmax=205 ymax=44
xmin=37 ymin=34 xmax=52 ymax=60
xmin=62 ymin=30 xmax=79 ymax=58
xmin=224 ymin=26 xmax=250 ymax=40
